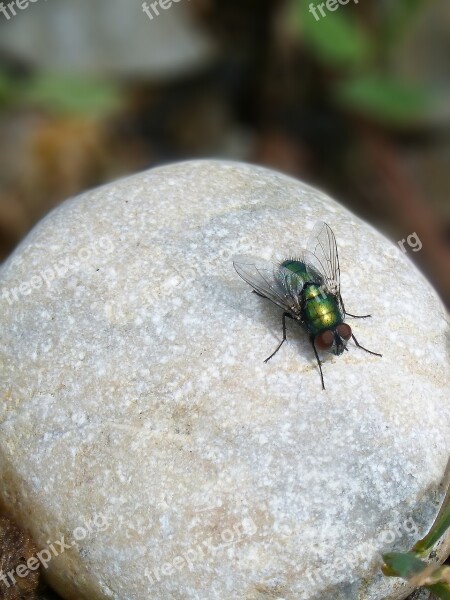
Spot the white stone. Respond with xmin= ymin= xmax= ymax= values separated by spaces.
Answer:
xmin=0 ymin=160 xmax=449 ymax=600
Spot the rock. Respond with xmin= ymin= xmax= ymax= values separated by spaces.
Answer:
xmin=0 ymin=160 xmax=449 ymax=600
xmin=406 ymin=590 xmax=431 ymax=600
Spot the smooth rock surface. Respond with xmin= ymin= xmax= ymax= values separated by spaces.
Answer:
xmin=0 ymin=160 xmax=449 ymax=600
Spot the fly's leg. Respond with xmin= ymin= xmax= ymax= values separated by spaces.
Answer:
xmin=351 ymin=334 xmax=382 ymax=357
xmin=339 ymin=294 xmax=371 ymax=319
xmin=311 ymin=336 xmax=325 ymax=391
xmin=264 ymin=312 xmax=292 ymax=363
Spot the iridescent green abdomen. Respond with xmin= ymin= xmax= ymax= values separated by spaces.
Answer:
xmin=303 ymin=289 xmax=342 ymax=335
xmin=281 ymin=259 xmax=343 ymax=336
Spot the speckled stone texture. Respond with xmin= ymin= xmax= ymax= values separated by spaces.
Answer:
xmin=0 ymin=161 xmax=449 ymax=600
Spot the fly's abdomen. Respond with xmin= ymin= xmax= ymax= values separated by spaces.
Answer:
xmin=303 ymin=287 xmax=342 ymax=335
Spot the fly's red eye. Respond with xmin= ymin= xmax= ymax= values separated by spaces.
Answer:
xmin=337 ymin=323 xmax=352 ymax=341
xmin=315 ymin=330 xmax=334 ymax=350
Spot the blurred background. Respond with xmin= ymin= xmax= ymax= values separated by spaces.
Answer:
xmin=0 ymin=2 xmax=449 ymax=598
xmin=0 ymin=0 xmax=449 ymax=306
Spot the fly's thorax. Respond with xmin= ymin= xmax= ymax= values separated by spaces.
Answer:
xmin=280 ymin=259 xmax=323 ymax=287
xmin=303 ymin=291 xmax=343 ymax=336
xmin=279 ymin=259 xmax=309 ymax=290
xmin=281 ymin=259 xmax=309 ymax=277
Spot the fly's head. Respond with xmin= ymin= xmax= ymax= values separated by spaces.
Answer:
xmin=315 ymin=323 xmax=352 ymax=356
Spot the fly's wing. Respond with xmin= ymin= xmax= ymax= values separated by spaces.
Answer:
xmin=275 ymin=262 xmax=309 ymax=308
xmin=233 ymin=255 xmax=301 ymax=314
xmin=305 ymin=221 xmax=341 ymax=297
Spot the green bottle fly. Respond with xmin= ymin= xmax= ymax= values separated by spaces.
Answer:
xmin=234 ymin=222 xmax=382 ymax=390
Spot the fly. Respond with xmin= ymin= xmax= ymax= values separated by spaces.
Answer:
xmin=233 ymin=221 xmax=382 ymax=390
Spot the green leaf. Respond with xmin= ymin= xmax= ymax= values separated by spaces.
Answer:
xmin=20 ymin=75 xmax=123 ymax=116
xmin=294 ymin=0 xmax=373 ymax=69
xmin=383 ymin=552 xmax=450 ymax=596
xmin=382 ymin=552 xmax=427 ymax=579
xmin=413 ymin=503 xmax=450 ymax=556
xmin=427 ymin=583 xmax=450 ymax=600
xmin=335 ymin=75 xmax=430 ymax=124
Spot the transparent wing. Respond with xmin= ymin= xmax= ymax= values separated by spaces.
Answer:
xmin=233 ymin=255 xmax=301 ymax=313
xmin=275 ymin=260 xmax=311 ymax=308
xmin=305 ymin=221 xmax=341 ymax=296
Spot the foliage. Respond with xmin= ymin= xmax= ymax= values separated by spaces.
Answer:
xmin=382 ymin=490 xmax=450 ymax=598
xmin=292 ymin=0 xmax=431 ymax=125
xmin=0 ymin=72 xmax=123 ymax=116
xmin=413 ymin=501 xmax=450 ymax=558
xmin=297 ymin=4 xmax=372 ymax=69
xmin=335 ymin=75 xmax=430 ymax=125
